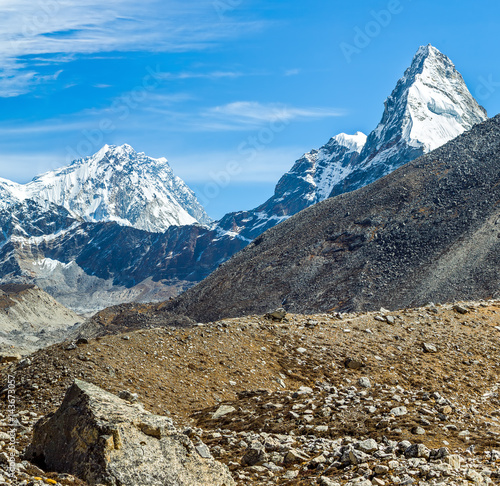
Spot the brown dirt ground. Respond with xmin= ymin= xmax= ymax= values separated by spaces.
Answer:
xmin=1 ymin=299 xmax=500 ymax=484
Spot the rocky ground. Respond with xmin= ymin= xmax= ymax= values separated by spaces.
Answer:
xmin=0 ymin=299 xmax=500 ymax=485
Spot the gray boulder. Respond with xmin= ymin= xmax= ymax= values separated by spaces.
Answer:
xmin=25 ymin=380 xmax=234 ymax=486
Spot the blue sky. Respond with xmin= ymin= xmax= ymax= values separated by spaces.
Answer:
xmin=1 ymin=0 xmax=499 ymax=219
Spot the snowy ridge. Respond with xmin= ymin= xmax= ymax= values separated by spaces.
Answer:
xmin=349 ymin=44 xmax=488 ymax=190
xmin=0 ymin=144 xmax=211 ymax=233
xmin=271 ymin=131 xmax=367 ymax=207
xmin=310 ymin=132 xmax=367 ymax=200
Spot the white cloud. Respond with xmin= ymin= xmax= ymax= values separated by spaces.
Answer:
xmin=0 ymin=0 xmax=266 ymax=96
xmin=204 ymin=101 xmax=344 ymax=128
xmin=156 ymin=71 xmax=243 ymax=80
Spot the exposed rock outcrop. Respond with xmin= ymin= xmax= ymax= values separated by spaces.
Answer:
xmin=25 ymin=380 xmax=234 ymax=486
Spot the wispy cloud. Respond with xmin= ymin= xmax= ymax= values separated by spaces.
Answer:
xmin=204 ymin=101 xmax=345 ymax=128
xmin=0 ymin=0 xmax=267 ymax=97
xmin=156 ymin=71 xmax=243 ymax=80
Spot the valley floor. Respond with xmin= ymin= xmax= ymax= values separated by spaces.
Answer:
xmin=1 ymin=299 xmax=500 ymax=485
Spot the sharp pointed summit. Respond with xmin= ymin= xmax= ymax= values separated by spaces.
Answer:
xmin=328 ymin=44 xmax=488 ymax=196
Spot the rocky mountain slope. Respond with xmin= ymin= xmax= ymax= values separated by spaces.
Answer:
xmin=0 ymin=144 xmax=210 ymax=232
xmin=1 ymin=299 xmax=500 ymax=485
xmin=0 ymin=283 xmax=83 ymax=355
xmin=165 ymin=114 xmax=500 ymax=322
xmin=0 ymin=45 xmax=488 ymax=314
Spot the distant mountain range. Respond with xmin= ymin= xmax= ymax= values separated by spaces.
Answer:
xmin=0 ymin=45 xmax=490 ymax=314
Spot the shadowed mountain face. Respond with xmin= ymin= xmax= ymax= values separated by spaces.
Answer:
xmin=165 ymin=115 xmax=500 ymax=322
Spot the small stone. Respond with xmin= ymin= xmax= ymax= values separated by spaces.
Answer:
xmin=397 ymin=440 xmax=412 ymax=452
xmin=318 ymin=477 xmax=340 ymax=486
xmin=404 ymin=443 xmax=430 ymax=460
xmin=284 ymin=448 xmax=310 ymax=464
xmin=346 ymin=479 xmax=372 ymax=486
xmin=296 ymin=347 xmax=307 ymax=354
xmin=241 ymin=442 xmax=268 ymax=466
xmin=390 ymin=406 xmax=408 ymax=417
xmin=262 ymin=462 xmax=283 ymax=472
xmin=212 ymin=405 xmax=236 ymax=419
xmin=444 ymin=454 xmax=462 ymax=470
xmin=411 ymin=426 xmax=425 ymax=435
xmin=349 ymin=448 xmax=371 ymax=465
xmin=429 ymin=447 xmax=449 ymax=461
xmin=453 ymin=304 xmax=469 ymax=314
xmin=375 ymin=465 xmax=389 ymax=474
xmin=195 ymin=444 xmax=212 ymax=459
xmin=357 ymin=439 xmax=378 ymax=453
xmin=283 ymin=470 xmax=300 ymax=479
xmin=117 ymin=390 xmax=138 ymax=402
xmin=465 ymin=469 xmax=482 ymax=482
xmin=309 ymin=454 xmax=327 ymax=467
xmin=358 ymin=377 xmax=371 ymax=388
xmin=386 ymin=316 xmax=396 ymax=325
xmin=265 ymin=308 xmax=286 ymax=321
xmin=344 ymin=358 xmax=364 ymax=370
xmin=422 ymin=343 xmax=438 ymax=353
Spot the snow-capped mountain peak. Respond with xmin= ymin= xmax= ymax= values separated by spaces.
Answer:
xmin=0 ymin=145 xmax=211 ymax=232
xmin=325 ymin=44 xmax=488 ymax=196
xmin=365 ymin=44 xmax=487 ymax=157
xmin=330 ymin=131 xmax=367 ymax=153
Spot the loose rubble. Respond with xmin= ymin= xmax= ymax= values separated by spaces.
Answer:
xmin=26 ymin=380 xmax=234 ymax=486
xmin=0 ymin=299 xmax=499 ymax=485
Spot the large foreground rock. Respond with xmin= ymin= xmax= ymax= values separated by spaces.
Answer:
xmin=25 ymin=380 xmax=234 ymax=486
